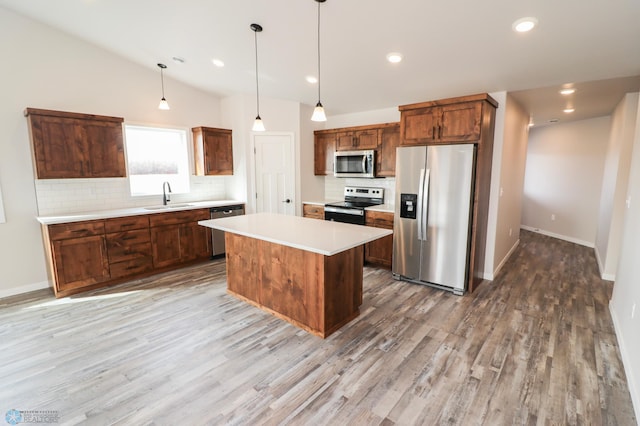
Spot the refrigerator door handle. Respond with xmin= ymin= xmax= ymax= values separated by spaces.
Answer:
xmin=422 ymin=169 xmax=430 ymax=241
xmin=417 ymin=168 xmax=426 ymax=240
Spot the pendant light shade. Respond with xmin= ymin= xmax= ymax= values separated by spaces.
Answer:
xmin=251 ymin=23 xmax=265 ymax=131
xmin=157 ymin=63 xmax=170 ymax=110
xmin=311 ymin=0 xmax=327 ymax=122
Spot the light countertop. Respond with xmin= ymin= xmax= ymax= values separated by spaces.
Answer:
xmin=37 ymin=200 xmax=245 ymax=225
xmin=199 ymin=212 xmax=392 ymax=256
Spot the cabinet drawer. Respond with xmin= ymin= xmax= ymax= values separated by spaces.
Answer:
xmin=48 ymin=220 xmax=105 ymax=241
xmin=104 ymin=215 xmax=150 ymax=233
xmin=303 ymin=204 xmax=325 ymax=219
xmin=106 ymin=229 xmax=152 ymax=263
xmin=365 ymin=211 xmax=394 ymax=229
xmin=109 ymin=257 xmax=153 ymax=279
xmin=149 ymin=208 xmax=210 ymax=227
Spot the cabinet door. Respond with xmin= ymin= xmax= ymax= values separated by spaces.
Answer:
xmin=29 ymin=115 xmax=86 ymax=178
xmin=377 ymin=125 xmax=400 ymax=177
xmin=150 ymin=225 xmax=182 ymax=268
xmin=180 ymin=222 xmax=211 ymax=261
xmin=26 ymin=109 xmax=125 ymax=179
xmin=84 ymin=121 xmax=126 ymax=177
xmin=355 ymin=129 xmax=379 ymax=150
xmin=203 ymin=128 xmax=233 ymax=175
xmin=314 ymin=132 xmax=336 ymax=175
xmin=336 ymin=131 xmax=356 ymax=151
xmin=52 ymin=235 xmax=110 ymax=291
xmin=364 ymin=211 xmax=394 ymax=268
xmin=439 ymin=102 xmax=482 ymax=143
xmin=401 ymin=107 xmax=439 ymax=145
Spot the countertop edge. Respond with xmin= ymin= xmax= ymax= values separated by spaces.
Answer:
xmin=199 ymin=214 xmax=392 ymax=256
xmin=37 ymin=200 xmax=245 ymax=225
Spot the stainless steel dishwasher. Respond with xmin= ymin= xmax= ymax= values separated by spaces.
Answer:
xmin=210 ymin=204 xmax=245 ymax=256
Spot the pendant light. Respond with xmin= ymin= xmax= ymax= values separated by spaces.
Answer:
xmin=311 ymin=0 xmax=327 ymax=122
xmin=251 ymin=23 xmax=266 ymax=131
xmin=157 ymin=63 xmax=170 ymax=110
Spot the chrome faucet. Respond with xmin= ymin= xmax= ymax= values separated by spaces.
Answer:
xmin=162 ymin=181 xmax=172 ymax=205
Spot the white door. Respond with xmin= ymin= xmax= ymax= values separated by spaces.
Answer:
xmin=254 ymin=133 xmax=295 ymax=216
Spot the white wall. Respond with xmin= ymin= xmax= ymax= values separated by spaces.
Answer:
xmin=490 ymin=95 xmax=530 ymax=277
xmin=521 ymin=116 xmax=611 ymax=247
xmin=595 ymin=93 xmax=639 ymax=280
xmin=610 ymin=94 xmax=640 ymax=421
xmin=221 ymin=94 xmax=315 ymax=216
xmin=0 ymin=7 xmax=226 ymax=297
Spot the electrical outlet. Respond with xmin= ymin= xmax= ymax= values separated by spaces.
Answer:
xmin=551 ymin=214 xmax=556 ymax=221
xmin=632 ymin=303 xmax=636 ymax=319
xmin=509 ymin=228 xmax=513 ymax=237
xmin=500 ymin=187 xmax=504 ymax=197
xmin=626 ymin=196 xmax=631 ymax=209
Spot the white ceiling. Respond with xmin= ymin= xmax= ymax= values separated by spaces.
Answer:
xmin=2 ymin=0 xmax=640 ymax=126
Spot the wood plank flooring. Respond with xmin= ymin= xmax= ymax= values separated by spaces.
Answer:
xmin=0 ymin=230 xmax=636 ymax=425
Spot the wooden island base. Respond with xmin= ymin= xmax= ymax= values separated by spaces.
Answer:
xmin=225 ymin=232 xmax=364 ymax=338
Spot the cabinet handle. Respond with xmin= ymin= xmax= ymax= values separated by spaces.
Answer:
xmin=438 ymin=125 xmax=442 ymax=139
xmin=432 ymin=126 xmax=436 ymax=139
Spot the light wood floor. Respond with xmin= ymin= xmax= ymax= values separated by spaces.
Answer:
xmin=0 ymin=231 xmax=636 ymax=425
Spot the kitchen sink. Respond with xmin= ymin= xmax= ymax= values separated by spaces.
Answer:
xmin=143 ymin=203 xmax=193 ymax=211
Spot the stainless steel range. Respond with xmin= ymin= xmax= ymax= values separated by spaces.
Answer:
xmin=324 ymin=186 xmax=384 ymax=225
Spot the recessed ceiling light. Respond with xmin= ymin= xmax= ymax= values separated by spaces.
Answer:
xmin=306 ymin=75 xmax=318 ymax=84
xmin=512 ymin=17 xmax=538 ymax=33
xmin=212 ymin=58 xmax=225 ymax=67
xmin=560 ymin=88 xmax=576 ymax=95
xmin=549 ymin=118 xmax=559 ymax=123
xmin=563 ymin=108 xmax=575 ymax=113
xmin=386 ymin=52 xmax=403 ymax=63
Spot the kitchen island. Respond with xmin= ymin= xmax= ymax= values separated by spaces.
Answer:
xmin=198 ymin=213 xmax=392 ymax=338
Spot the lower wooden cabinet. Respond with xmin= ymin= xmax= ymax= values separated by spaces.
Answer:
xmin=302 ymin=204 xmax=325 ymax=220
xmin=44 ymin=208 xmax=214 ymax=297
xmin=106 ymin=215 xmax=153 ymax=279
xmin=149 ymin=209 xmax=211 ymax=268
xmin=364 ymin=210 xmax=394 ymax=268
xmin=51 ymin=234 xmax=111 ymax=292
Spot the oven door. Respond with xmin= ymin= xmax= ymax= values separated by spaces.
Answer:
xmin=324 ymin=206 xmax=365 ymax=225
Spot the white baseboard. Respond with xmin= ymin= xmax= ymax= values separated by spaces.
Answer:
xmin=482 ymin=239 xmax=520 ymax=281
xmin=594 ymin=246 xmax=616 ymax=281
xmin=609 ymin=301 xmax=640 ymax=421
xmin=0 ymin=280 xmax=51 ymax=299
xmin=520 ymin=225 xmax=595 ymax=248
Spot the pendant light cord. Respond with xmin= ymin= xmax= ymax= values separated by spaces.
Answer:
xmin=160 ymin=67 xmax=166 ymax=98
xmin=316 ymin=0 xmax=321 ymax=103
xmin=254 ymin=29 xmax=260 ymax=115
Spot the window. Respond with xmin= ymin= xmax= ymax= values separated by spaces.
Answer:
xmin=124 ymin=125 xmax=190 ymax=196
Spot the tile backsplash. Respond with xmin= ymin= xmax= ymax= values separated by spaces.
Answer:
xmin=35 ymin=176 xmax=228 ymax=216
xmin=325 ymin=176 xmax=396 ymax=205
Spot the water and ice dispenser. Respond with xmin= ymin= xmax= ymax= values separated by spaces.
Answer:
xmin=399 ymin=193 xmax=418 ymax=219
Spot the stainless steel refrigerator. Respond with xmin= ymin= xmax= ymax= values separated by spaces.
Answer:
xmin=392 ymin=144 xmax=476 ymax=294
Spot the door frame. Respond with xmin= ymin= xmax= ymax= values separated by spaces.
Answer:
xmin=250 ymin=131 xmax=297 ymax=216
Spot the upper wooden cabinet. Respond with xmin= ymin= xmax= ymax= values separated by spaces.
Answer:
xmin=336 ymin=129 xmax=379 ymax=151
xmin=25 ymin=108 xmax=126 ymax=179
xmin=192 ymin=127 xmax=233 ymax=176
xmin=314 ymin=122 xmax=399 ymax=177
xmin=399 ymin=94 xmax=498 ymax=146
xmin=377 ymin=124 xmax=400 ymax=177
xmin=313 ymin=131 xmax=336 ymax=176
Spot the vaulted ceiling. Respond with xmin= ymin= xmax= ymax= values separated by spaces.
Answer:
xmin=2 ymin=0 xmax=639 ymax=125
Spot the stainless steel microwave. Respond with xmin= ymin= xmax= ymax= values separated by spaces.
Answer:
xmin=334 ymin=150 xmax=375 ymax=178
